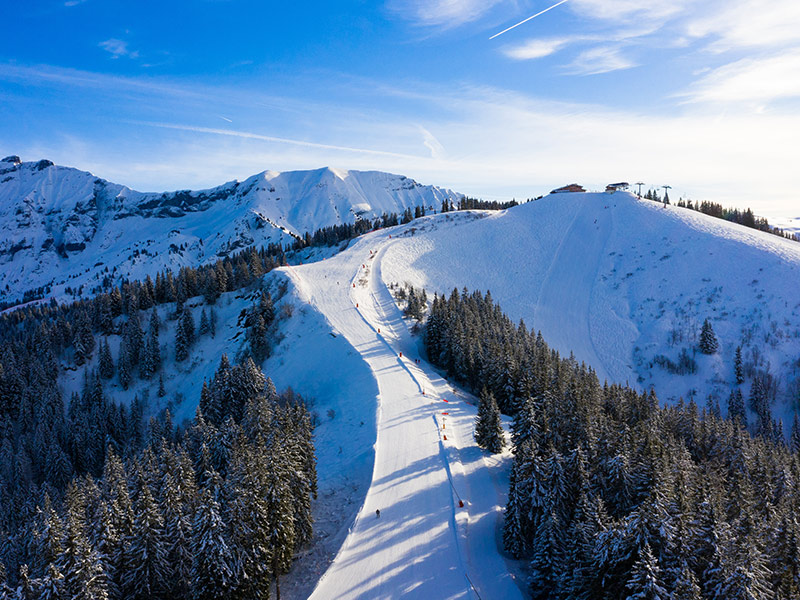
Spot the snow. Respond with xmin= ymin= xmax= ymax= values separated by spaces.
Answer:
xmin=0 ymin=160 xmax=458 ymax=304
xmin=10 ymin=164 xmax=800 ymax=597
xmin=282 ymin=226 xmax=524 ymax=599
xmin=270 ymin=195 xmax=800 ymax=596
xmin=379 ymin=193 xmax=800 ymax=418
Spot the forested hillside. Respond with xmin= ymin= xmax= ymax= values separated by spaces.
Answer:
xmin=426 ymin=288 xmax=800 ymax=599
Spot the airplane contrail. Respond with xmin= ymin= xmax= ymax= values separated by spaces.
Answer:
xmin=489 ymin=0 xmax=570 ymax=40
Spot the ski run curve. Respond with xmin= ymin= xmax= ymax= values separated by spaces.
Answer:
xmin=284 ymin=227 xmax=524 ymax=600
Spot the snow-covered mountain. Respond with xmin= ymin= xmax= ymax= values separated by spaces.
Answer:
xmin=377 ymin=192 xmax=800 ymax=417
xmin=0 ymin=155 xmax=458 ymax=304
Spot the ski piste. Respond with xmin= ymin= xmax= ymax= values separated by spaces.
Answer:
xmin=284 ymin=227 xmax=524 ymax=600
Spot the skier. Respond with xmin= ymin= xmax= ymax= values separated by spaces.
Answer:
xmin=376 ymin=509 xmax=381 ymax=518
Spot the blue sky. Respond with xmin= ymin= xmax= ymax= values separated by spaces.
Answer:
xmin=1 ymin=0 xmax=799 ymax=219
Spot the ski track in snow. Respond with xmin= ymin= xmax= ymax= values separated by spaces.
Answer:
xmin=285 ymin=230 xmax=523 ymax=600
xmin=533 ymin=198 xmax=613 ymax=383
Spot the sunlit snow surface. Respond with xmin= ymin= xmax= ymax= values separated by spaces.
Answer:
xmin=277 ymin=193 xmax=800 ymax=597
xmin=0 ymin=160 xmax=456 ymax=302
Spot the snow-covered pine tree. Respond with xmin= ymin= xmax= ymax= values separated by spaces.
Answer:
xmin=98 ymin=339 xmax=114 ymax=380
xmin=190 ymin=486 xmax=237 ymax=600
xmin=727 ymin=389 xmax=747 ymax=428
xmin=198 ymin=309 xmax=210 ymax=337
xmin=734 ymin=345 xmax=744 ymax=384
xmin=174 ymin=318 xmax=189 ymax=363
xmin=160 ymin=472 xmax=193 ymax=600
xmin=117 ymin=343 xmax=132 ymax=390
xmin=181 ymin=308 xmax=195 ymax=348
xmin=791 ymin=413 xmax=800 ymax=454
xmin=699 ymin=319 xmax=718 ymax=355
xmin=474 ymin=389 xmax=505 ymax=453
xmin=58 ymin=482 xmax=109 ymax=600
xmin=37 ymin=564 xmax=65 ymax=600
xmin=624 ymin=542 xmax=669 ymax=600
xmin=122 ymin=473 xmax=167 ymax=600
xmin=528 ymin=509 xmax=565 ymax=600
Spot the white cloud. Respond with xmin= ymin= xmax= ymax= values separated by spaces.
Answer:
xmin=5 ymin=63 xmax=799 ymax=219
xmin=419 ymin=126 xmax=445 ymax=159
xmin=565 ymin=46 xmax=635 ymax=75
xmin=98 ymin=39 xmax=139 ymax=60
xmin=682 ymin=49 xmax=800 ymax=104
xmin=567 ymin=0 xmax=690 ymax=24
xmin=386 ymin=0 xmax=505 ymax=28
xmin=686 ymin=0 xmax=800 ymax=52
xmin=503 ymin=37 xmax=574 ymax=60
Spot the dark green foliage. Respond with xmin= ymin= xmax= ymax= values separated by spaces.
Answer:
xmin=699 ymin=319 xmax=719 ymax=355
xmin=98 ymin=339 xmax=114 ymax=380
xmin=400 ymin=286 xmax=427 ymax=322
xmin=0 ymin=357 xmax=314 ymax=598
xmin=244 ymin=292 xmax=276 ymax=363
xmin=457 ymin=196 xmax=518 ymax=211
xmin=734 ymin=345 xmax=744 ymax=384
xmin=426 ymin=286 xmax=800 ymax=600
xmin=650 ymin=193 xmax=799 ymax=243
xmin=727 ymin=389 xmax=747 ymax=428
xmin=474 ymin=389 xmax=505 ymax=453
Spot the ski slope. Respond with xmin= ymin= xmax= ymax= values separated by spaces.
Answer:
xmin=285 ymin=228 xmax=523 ymax=599
xmin=380 ymin=193 xmax=800 ymax=412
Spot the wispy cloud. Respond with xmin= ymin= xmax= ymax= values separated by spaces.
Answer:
xmin=419 ymin=126 xmax=445 ymax=159
xmin=503 ymin=37 xmax=575 ymax=60
xmin=568 ymin=0 xmax=689 ymax=23
xmin=4 ymin=61 xmax=799 ymax=217
xmin=99 ymin=38 xmax=139 ymax=60
xmin=686 ymin=0 xmax=800 ymax=52
xmin=386 ymin=0 xmax=505 ymax=28
xmin=565 ymin=46 xmax=635 ymax=75
xmin=138 ymin=122 xmax=428 ymax=161
xmin=64 ymin=0 xmax=89 ymax=6
xmin=680 ymin=49 xmax=800 ymax=105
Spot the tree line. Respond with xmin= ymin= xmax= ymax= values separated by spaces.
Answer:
xmin=643 ymin=189 xmax=798 ymax=243
xmin=425 ymin=287 xmax=800 ymax=599
xmin=0 ymin=354 xmax=315 ymax=600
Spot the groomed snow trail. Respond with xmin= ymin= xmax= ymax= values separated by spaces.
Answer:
xmin=533 ymin=199 xmax=613 ymax=383
xmin=285 ymin=229 xmax=523 ymax=600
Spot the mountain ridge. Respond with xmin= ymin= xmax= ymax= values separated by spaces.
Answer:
xmin=0 ymin=156 xmax=459 ymax=304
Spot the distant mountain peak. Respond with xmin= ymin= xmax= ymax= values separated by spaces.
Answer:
xmin=0 ymin=159 xmax=459 ymax=305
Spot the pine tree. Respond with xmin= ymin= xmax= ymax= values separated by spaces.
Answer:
xmin=209 ymin=308 xmax=217 ymax=338
xmin=791 ymin=413 xmax=800 ymax=453
xmin=160 ymin=473 xmax=192 ymax=600
xmin=198 ymin=309 xmax=210 ymax=337
xmin=190 ymin=486 xmax=237 ymax=600
xmin=181 ymin=310 xmax=195 ymax=348
xmin=625 ymin=542 xmax=668 ymax=600
xmin=671 ymin=562 xmax=701 ymax=600
xmin=474 ymin=389 xmax=505 ymax=453
xmin=58 ymin=483 xmax=109 ymax=600
xmin=265 ymin=448 xmax=295 ymax=600
xmin=727 ymin=389 xmax=747 ymax=428
xmin=529 ymin=509 xmax=564 ymax=600
xmin=122 ymin=473 xmax=167 ymax=600
xmin=699 ymin=319 xmax=718 ymax=355
xmin=37 ymin=563 xmax=65 ymax=600
xmin=98 ymin=340 xmax=114 ymax=380
xmin=117 ymin=343 xmax=132 ymax=391
xmin=734 ymin=346 xmax=744 ymax=384
xmin=174 ymin=319 xmax=189 ymax=363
